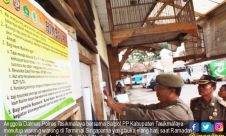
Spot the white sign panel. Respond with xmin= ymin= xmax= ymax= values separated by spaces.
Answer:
xmin=0 ymin=0 xmax=77 ymax=120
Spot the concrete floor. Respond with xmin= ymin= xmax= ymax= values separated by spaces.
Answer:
xmin=127 ymin=81 xmax=226 ymax=106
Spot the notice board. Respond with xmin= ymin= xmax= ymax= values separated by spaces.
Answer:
xmin=0 ymin=0 xmax=77 ymax=120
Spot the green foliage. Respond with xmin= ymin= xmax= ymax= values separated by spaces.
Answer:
xmin=126 ymin=50 xmax=160 ymax=64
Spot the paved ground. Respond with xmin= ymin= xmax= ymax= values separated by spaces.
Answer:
xmin=127 ymin=81 xmax=226 ymax=106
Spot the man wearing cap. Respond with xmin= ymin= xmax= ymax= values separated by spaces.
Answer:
xmin=190 ymin=75 xmax=225 ymax=120
xmin=104 ymin=73 xmax=193 ymax=121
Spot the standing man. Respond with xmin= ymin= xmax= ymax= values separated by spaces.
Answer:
xmin=104 ymin=74 xmax=193 ymax=121
xmin=218 ymin=84 xmax=226 ymax=107
xmin=190 ymin=75 xmax=225 ymax=120
xmin=115 ymin=81 xmax=122 ymax=95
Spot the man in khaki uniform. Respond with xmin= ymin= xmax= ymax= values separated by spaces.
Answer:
xmin=190 ymin=75 xmax=226 ymax=121
xmin=104 ymin=74 xmax=193 ymax=121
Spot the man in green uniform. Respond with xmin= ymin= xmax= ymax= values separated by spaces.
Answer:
xmin=190 ymin=75 xmax=225 ymax=120
xmin=104 ymin=73 xmax=193 ymax=121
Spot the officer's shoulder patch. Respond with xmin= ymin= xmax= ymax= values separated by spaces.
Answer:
xmin=167 ymin=105 xmax=176 ymax=109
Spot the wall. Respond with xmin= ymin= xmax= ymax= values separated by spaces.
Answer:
xmin=80 ymin=63 xmax=94 ymax=120
xmin=91 ymin=0 xmax=112 ymax=120
xmin=56 ymin=19 xmax=104 ymax=120
xmin=56 ymin=0 xmax=110 ymax=120
xmin=91 ymin=0 xmax=109 ymax=66
xmin=68 ymin=36 xmax=82 ymax=100
xmin=198 ymin=4 xmax=226 ymax=58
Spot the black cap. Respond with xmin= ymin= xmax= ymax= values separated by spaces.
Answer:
xmin=196 ymin=75 xmax=216 ymax=84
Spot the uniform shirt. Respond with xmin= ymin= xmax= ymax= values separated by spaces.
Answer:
xmin=190 ymin=96 xmax=226 ymax=121
xmin=121 ymin=99 xmax=193 ymax=121
xmin=217 ymin=97 xmax=226 ymax=107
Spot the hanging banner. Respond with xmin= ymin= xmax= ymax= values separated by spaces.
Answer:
xmin=0 ymin=0 xmax=76 ymax=120
xmin=208 ymin=60 xmax=226 ymax=78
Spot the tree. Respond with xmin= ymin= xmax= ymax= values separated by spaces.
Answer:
xmin=126 ymin=50 xmax=160 ymax=72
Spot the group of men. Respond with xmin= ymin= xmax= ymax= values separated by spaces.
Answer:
xmin=104 ymin=74 xmax=226 ymax=121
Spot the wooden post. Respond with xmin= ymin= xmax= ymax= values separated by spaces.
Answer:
xmin=107 ymin=45 xmax=120 ymax=90
xmin=90 ymin=61 xmax=104 ymax=120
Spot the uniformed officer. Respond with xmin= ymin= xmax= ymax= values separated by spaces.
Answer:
xmin=190 ymin=75 xmax=225 ymax=121
xmin=218 ymin=84 xmax=226 ymax=107
xmin=104 ymin=73 xmax=193 ymax=121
